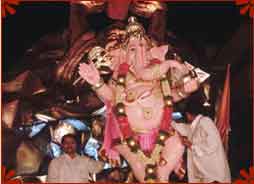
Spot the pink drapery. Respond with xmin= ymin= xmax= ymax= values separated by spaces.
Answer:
xmin=137 ymin=128 xmax=158 ymax=152
xmin=160 ymin=106 xmax=173 ymax=131
xmin=102 ymin=101 xmax=122 ymax=160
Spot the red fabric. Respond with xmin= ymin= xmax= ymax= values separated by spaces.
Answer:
xmin=118 ymin=63 xmax=130 ymax=76
xmin=216 ymin=64 xmax=230 ymax=152
xmin=102 ymin=101 xmax=122 ymax=160
xmin=107 ymin=0 xmax=132 ymax=20
xmin=117 ymin=116 xmax=133 ymax=138
xmin=149 ymin=58 xmax=162 ymax=65
xmin=138 ymin=128 xmax=158 ymax=152
xmin=160 ymin=106 xmax=173 ymax=131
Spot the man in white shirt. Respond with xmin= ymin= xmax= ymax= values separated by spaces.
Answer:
xmin=47 ymin=134 xmax=104 ymax=183
xmin=173 ymin=101 xmax=231 ymax=183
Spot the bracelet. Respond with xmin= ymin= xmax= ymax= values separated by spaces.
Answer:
xmin=177 ymin=86 xmax=188 ymax=98
xmin=182 ymin=75 xmax=192 ymax=84
xmin=91 ymin=79 xmax=105 ymax=91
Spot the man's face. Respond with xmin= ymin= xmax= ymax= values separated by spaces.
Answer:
xmin=22 ymin=110 xmax=34 ymax=124
xmin=62 ymin=136 xmax=77 ymax=155
xmin=184 ymin=112 xmax=193 ymax=124
xmin=92 ymin=120 xmax=103 ymax=138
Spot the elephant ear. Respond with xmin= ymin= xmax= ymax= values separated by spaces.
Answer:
xmin=150 ymin=45 xmax=168 ymax=61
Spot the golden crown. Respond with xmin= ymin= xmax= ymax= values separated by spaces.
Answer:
xmin=126 ymin=16 xmax=145 ymax=38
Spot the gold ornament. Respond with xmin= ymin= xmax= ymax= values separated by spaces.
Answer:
xmin=117 ymin=76 xmax=126 ymax=85
xmin=126 ymin=91 xmax=136 ymax=102
xmin=115 ymin=85 xmax=125 ymax=104
xmin=160 ymin=74 xmax=167 ymax=80
xmin=116 ymin=103 xmax=125 ymax=115
xmin=126 ymin=138 xmax=139 ymax=152
xmin=164 ymin=96 xmax=173 ymax=107
xmin=152 ymin=64 xmax=161 ymax=79
xmin=159 ymin=134 xmax=166 ymax=141
xmin=147 ymin=168 xmax=154 ymax=174
xmin=157 ymin=130 xmax=171 ymax=146
xmin=136 ymin=144 xmax=163 ymax=166
xmin=159 ymin=157 xmax=167 ymax=166
xmin=126 ymin=16 xmax=145 ymax=39
xmin=118 ymin=108 xmax=124 ymax=114
xmin=129 ymin=139 xmax=136 ymax=147
xmin=145 ymin=164 xmax=157 ymax=181
xmin=88 ymin=46 xmax=112 ymax=74
xmin=146 ymin=178 xmax=156 ymax=183
xmin=91 ymin=79 xmax=105 ymax=91
xmin=142 ymin=107 xmax=153 ymax=120
xmin=161 ymin=78 xmax=172 ymax=97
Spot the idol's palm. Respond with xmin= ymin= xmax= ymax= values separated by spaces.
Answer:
xmin=78 ymin=62 xmax=100 ymax=86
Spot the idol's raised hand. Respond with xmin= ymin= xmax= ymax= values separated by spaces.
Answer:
xmin=130 ymin=1 xmax=167 ymax=18
xmin=183 ymin=78 xmax=199 ymax=94
xmin=78 ymin=62 xmax=100 ymax=86
xmin=76 ymin=1 xmax=105 ymax=14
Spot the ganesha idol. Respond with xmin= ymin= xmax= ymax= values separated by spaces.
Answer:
xmin=79 ymin=17 xmax=208 ymax=182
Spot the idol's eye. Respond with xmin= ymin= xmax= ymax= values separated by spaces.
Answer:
xmin=130 ymin=47 xmax=136 ymax=52
xmin=101 ymin=51 xmax=106 ymax=56
xmin=92 ymin=58 xmax=97 ymax=62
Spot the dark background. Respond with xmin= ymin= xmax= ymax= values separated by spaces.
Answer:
xmin=2 ymin=2 xmax=253 ymax=179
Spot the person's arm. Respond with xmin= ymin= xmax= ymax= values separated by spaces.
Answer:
xmin=47 ymin=160 xmax=59 ymax=183
xmin=191 ymin=117 xmax=220 ymax=157
xmin=171 ymin=121 xmax=190 ymax=136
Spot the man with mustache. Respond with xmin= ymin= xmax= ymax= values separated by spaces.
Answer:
xmin=47 ymin=134 xmax=104 ymax=183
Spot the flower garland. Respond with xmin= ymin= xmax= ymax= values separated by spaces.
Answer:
xmin=114 ymin=60 xmax=175 ymax=182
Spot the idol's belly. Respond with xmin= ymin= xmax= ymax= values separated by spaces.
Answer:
xmin=124 ymin=94 xmax=164 ymax=133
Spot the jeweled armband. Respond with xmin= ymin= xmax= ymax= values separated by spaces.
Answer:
xmin=91 ymin=79 xmax=105 ymax=91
